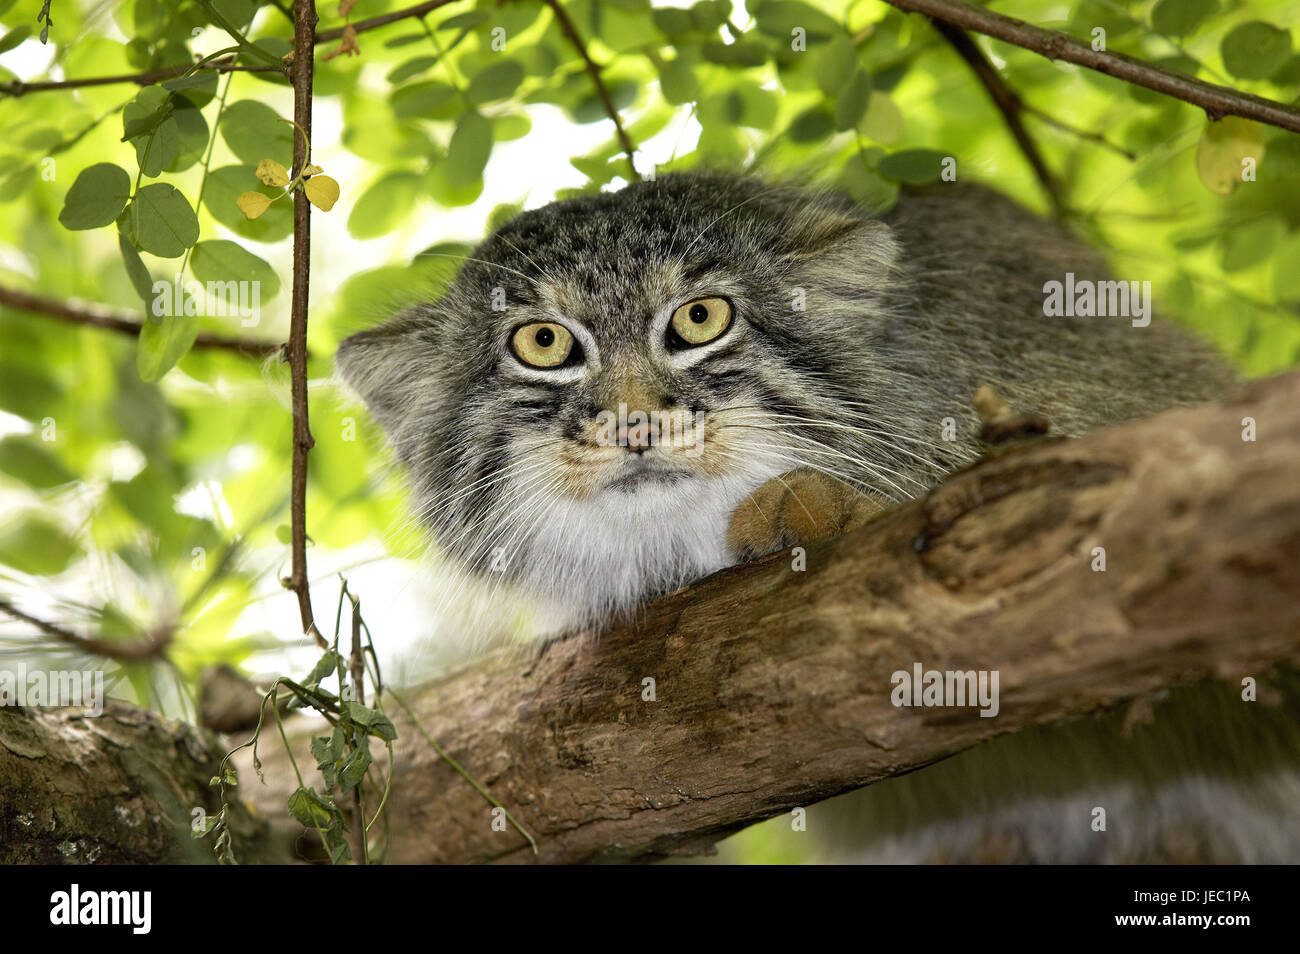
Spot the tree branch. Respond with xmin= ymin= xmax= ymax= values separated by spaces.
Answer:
xmin=315 ymin=0 xmax=459 ymax=44
xmin=0 ymin=59 xmax=283 ymax=98
xmin=242 ymin=371 xmax=1300 ymax=863
xmin=542 ymin=0 xmax=640 ymax=180
xmin=3 ymin=372 xmax=1299 ymax=863
xmin=0 ymin=599 xmax=170 ymax=663
xmin=926 ymin=18 xmax=1062 ymax=216
xmin=287 ymin=0 xmax=325 ymax=651
xmin=0 ymin=285 xmax=286 ymax=358
xmin=881 ymin=0 xmax=1300 ymax=134
xmin=0 ymin=700 xmax=291 ymax=864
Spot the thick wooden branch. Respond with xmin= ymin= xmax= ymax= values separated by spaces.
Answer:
xmin=245 ymin=371 xmax=1300 ymax=863
xmin=4 ymin=372 xmax=1298 ymax=864
xmin=0 ymin=701 xmax=290 ymax=864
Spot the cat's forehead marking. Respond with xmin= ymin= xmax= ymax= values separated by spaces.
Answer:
xmin=537 ymin=258 xmax=687 ymax=332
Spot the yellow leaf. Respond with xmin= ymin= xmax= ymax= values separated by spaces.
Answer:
xmin=237 ymin=191 xmax=273 ymax=219
xmin=304 ymin=175 xmax=340 ymax=212
xmin=1196 ymin=117 xmax=1264 ymax=196
xmin=255 ymin=158 xmax=291 ymax=187
xmin=302 ymin=164 xmax=323 ymax=176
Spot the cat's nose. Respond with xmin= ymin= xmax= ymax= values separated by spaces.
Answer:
xmin=617 ymin=419 xmax=656 ymax=453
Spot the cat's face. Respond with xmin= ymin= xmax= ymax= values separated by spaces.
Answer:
xmin=336 ymin=174 xmax=902 ymax=627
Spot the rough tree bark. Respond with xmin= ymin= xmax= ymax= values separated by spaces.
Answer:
xmin=2 ymin=372 xmax=1298 ymax=864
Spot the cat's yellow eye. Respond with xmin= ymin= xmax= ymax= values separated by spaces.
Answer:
xmin=511 ymin=322 xmax=574 ymax=368
xmin=670 ymin=297 xmax=732 ymax=346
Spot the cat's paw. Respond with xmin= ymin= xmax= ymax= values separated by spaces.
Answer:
xmin=726 ymin=468 xmax=886 ymax=562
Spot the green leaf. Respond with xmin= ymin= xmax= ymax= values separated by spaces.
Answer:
xmin=444 ymin=111 xmax=494 ymax=190
xmin=788 ymin=107 xmax=835 ymax=142
xmin=690 ymin=0 xmax=732 ymax=32
xmin=1150 ymin=0 xmax=1216 ymax=37
xmin=878 ymin=148 xmax=948 ymax=184
xmin=0 ymin=437 xmax=73 ymax=489
xmin=815 ymin=34 xmax=857 ymax=96
xmin=751 ymin=0 xmax=842 ymax=41
xmin=347 ymin=172 xmax=424 ymax=240
xmin=651 ymin=8 xmax=693 ymax=35
xmin=657 ymin=56 xmax=699 ymax=105
xmin=834 ymin=70 xmax=872 ymax=131
xmin=466 ymin=60 xmax=525 ymax=106
xmin=387 ymin=56 xmax=438 ymax=84
xmin=0 ymin=25 xmax=31 ymax=55
xmin=1221 ymin=22 xmax=1292 ymax=81
xmin=860 ymin=92 xmax=904 ymax=144
xmin=121 ymin=87 xmax=175 ymax=143
xmin=338 ymin=742 xmax=373 ymax=794
xmin=204 ymin=165 xmax=294 ymax=242
xmin=136 ymin=117 xmax=180 ymax=178
xmin=167 ymin=102 xmax=211 ymax=174
xmin=0 ymin=363 xmax=60 ymax=420
xmin=493 ymin=113 xmax=532 ymax=141
xmin=58 ymin=163 xmax=132 ymax=230
xmin=344 ymin=701 xmax=398 ymax=741
xmin=287 ymin=787 xmax=336 ymax=829
xmin=0 ymin=516 xmax=80 ymax=575
xmin=305 ymin=651 xmax=342 ymax=689
xmin=118 ymin=233 xmax=154 ymax=304
xmin=190 ymin=240 xmax=282 ymax=301
xmin=1274 ymin=234 xmax=1300 ymax=301
xmin=220 ymin=100 xmax=293 ymax=165
xmin=130 ymin=183 xmax=200 ymax=258
xmin=1219 ymin=216 xmax=1285 ymax=273
xmin=438 ymin=10 xmax=489 ymax=31
xmin=391 ymin=81 xmax=459 ymax=120
xmin=138 ymin=313 xmax=199 ymax=381
xmin=209 ymin=0 xmax=257 ymax=28
xmin=700 ymin=84 xmax=778 ymax=130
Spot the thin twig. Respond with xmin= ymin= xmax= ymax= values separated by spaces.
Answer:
xmin=0 ymin=285 xmax=286 ymax=358
xmin=1021 ymin=103 xmax=1136 ymax=160
xmin=316 ymin=0 xmax=459 ymax=43
xmin=287 ymin=0 xmax=326 ymax=651
xmin=0 ymin=598 xmax=170 ymax=662
xmin=542 ymin=0 xmax=640 ymax=180
xmin=0 ymin=59 xmax=282 ymax=97
xmin=881 ymin=0 xmax=1300 ymax=134
xmin=927 ymin=18 xmax=1062 ymax=217
xmin=1 ymin=1 xmax=461 ymax=97
xmin=348 ymin=592 xmax=368 ymax=864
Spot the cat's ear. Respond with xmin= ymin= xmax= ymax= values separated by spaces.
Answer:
xmin=335 ymin=309 xmax=435 ymax=435
xmin=780 ymin=204 xmax=901 ymax=296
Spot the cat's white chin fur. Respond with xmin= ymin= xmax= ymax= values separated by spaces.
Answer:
xmin=519 ymin=467 xmax=784 ymax=636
